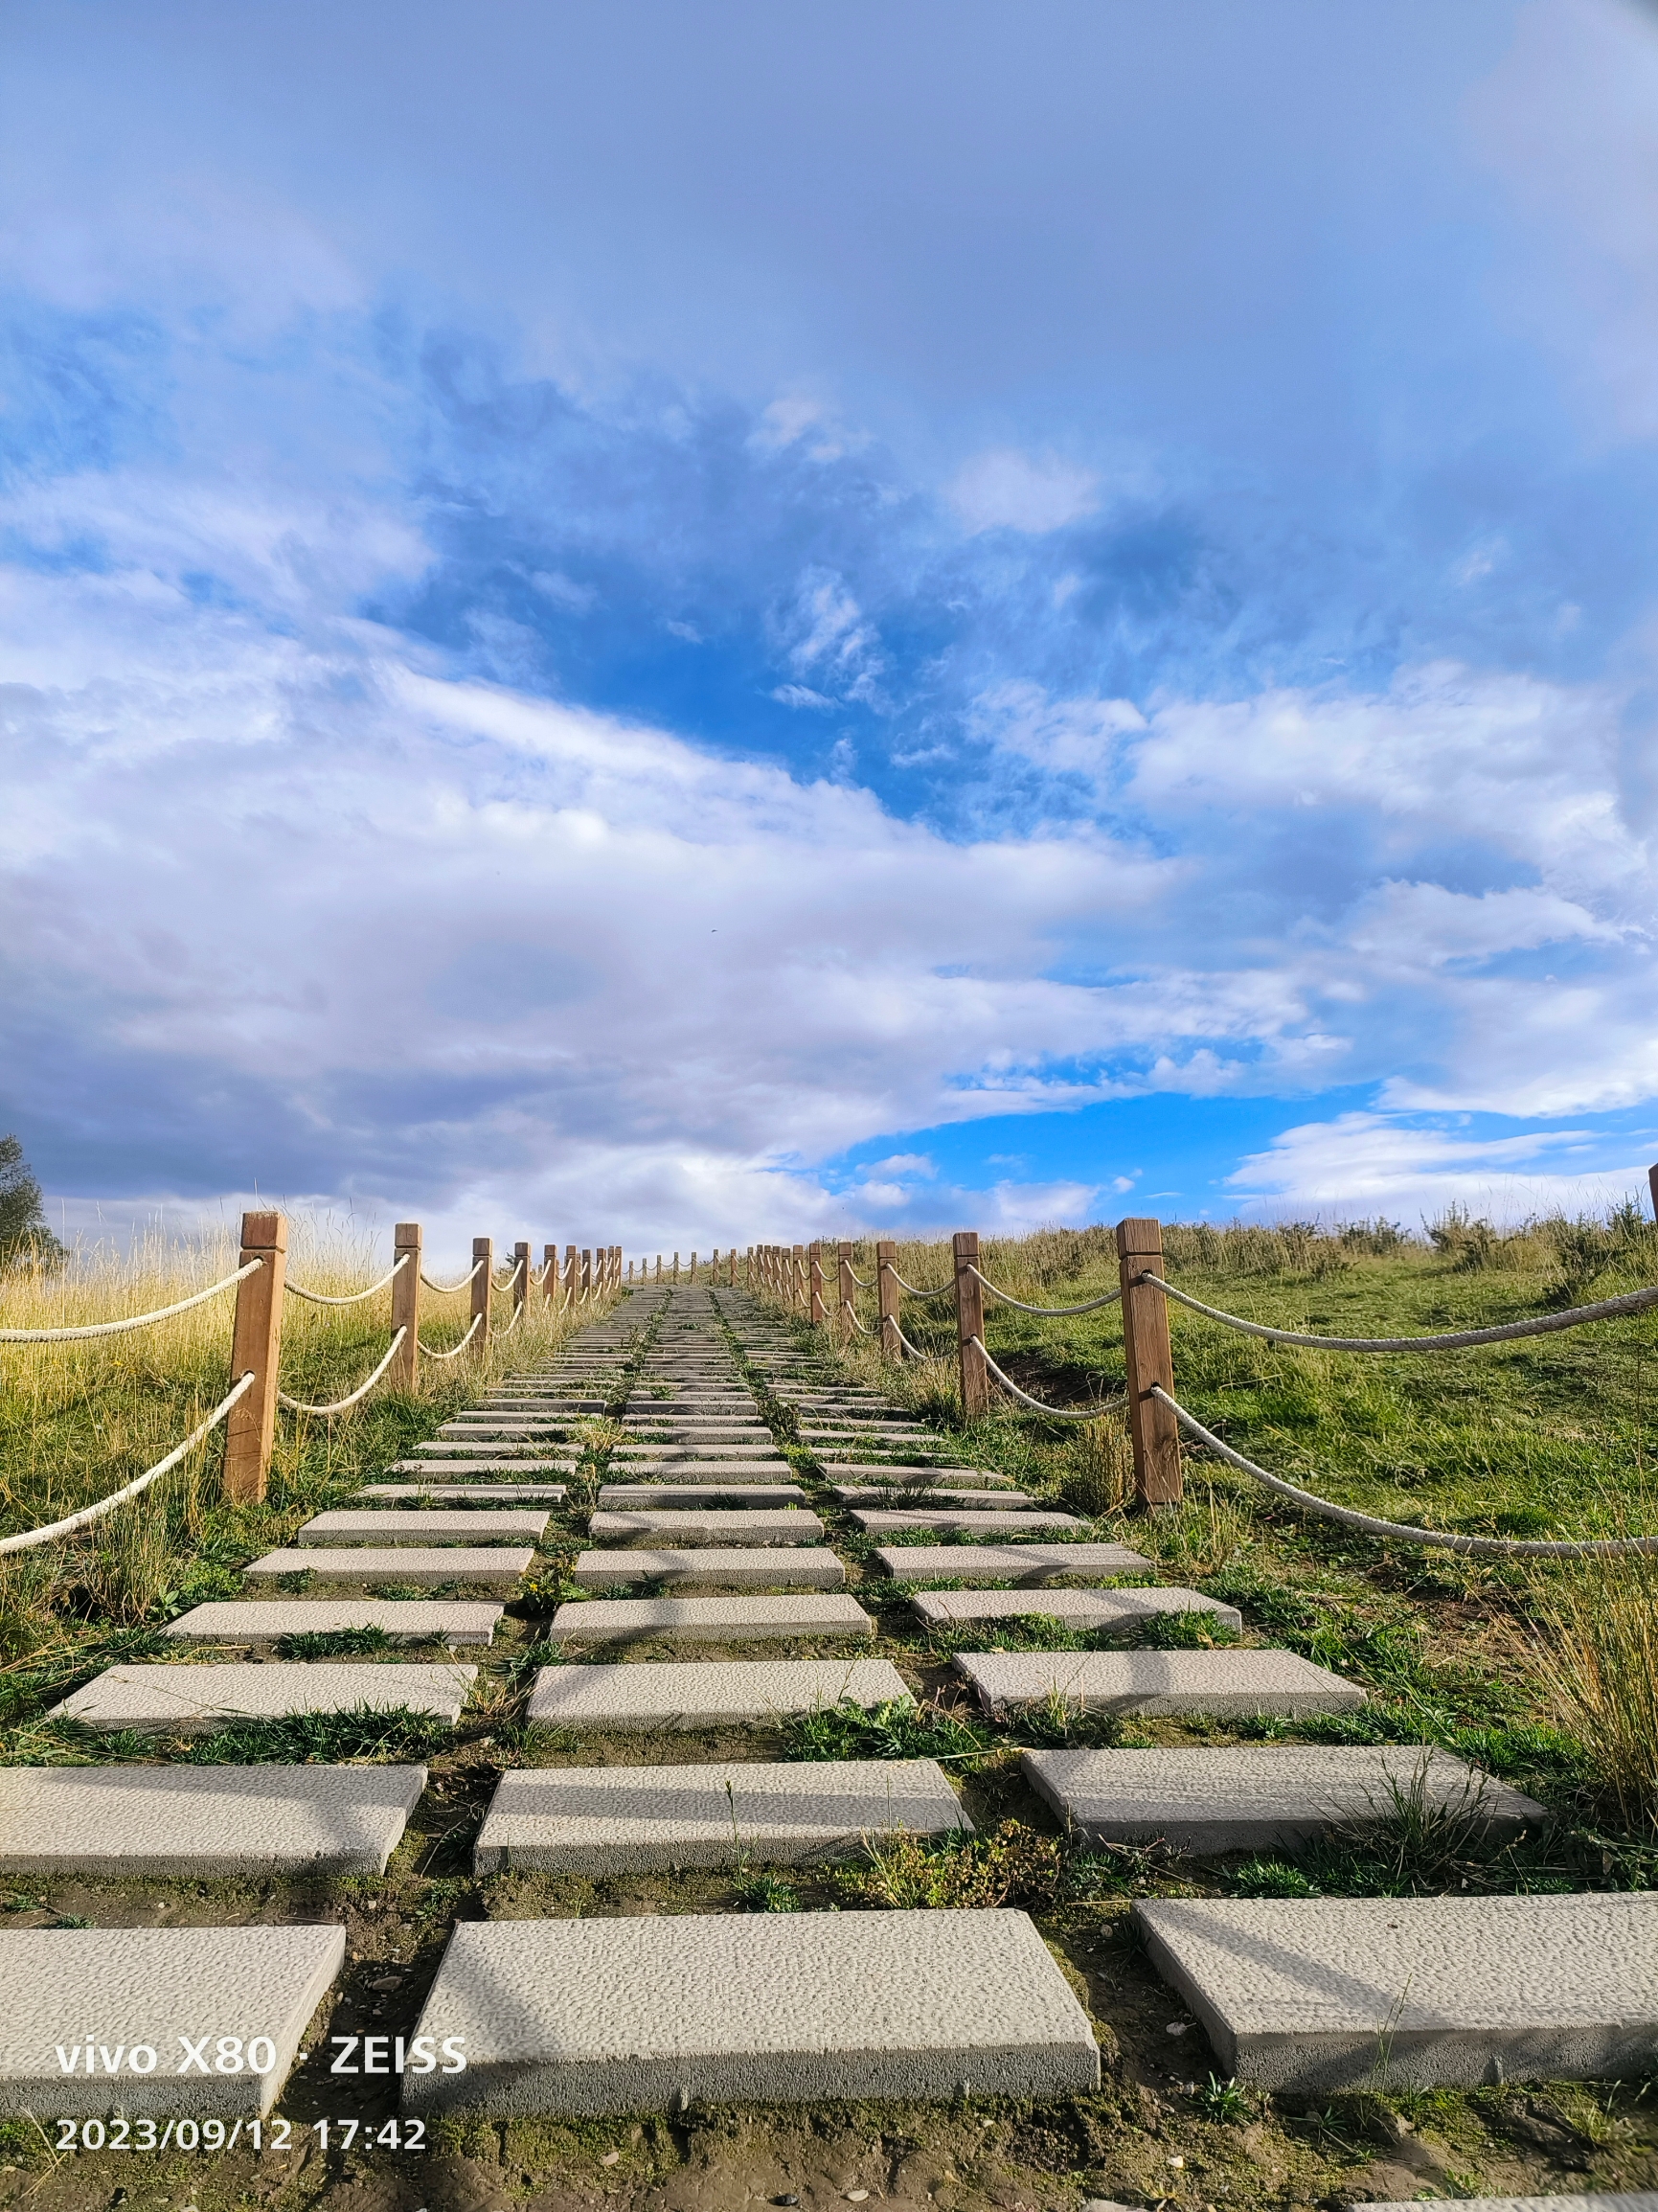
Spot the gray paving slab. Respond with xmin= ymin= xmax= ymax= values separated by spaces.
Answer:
xmin=355 ymin=1484 xmax=568 ymax=1503
xmin=0 ymin=1925 xmax=346 ymax=2116
xmin=588 ymin=1510 xmax=824 ymax=1547
xmin=1356 ymin=2201 xmax=1658 ymax=2212
xmin=597 ymin=1483 xmax=806 ymax=1507
xmin=548 ymin=1594 xmax=874 ymax=1644
xmin=571 ymin=1548 xmax=847 ymax=1591
xmin=955 ymin=1649 xmax=1364 ymax=1718
xmin=163 ymin=1599 xmax=504 ymax=1644
xmin=609 ymin=1444 xmax=784 ymax=1458
xmin=1135 ymin=1893 xmax=1658 ymax=2090
xmin=245 ymin=1546 xmax=534 ymax=1586
xmin=837 ymin=1486 xmax=1036 ymax=1507
xmin=1023 ymin=1745 xmax=1546 ymax=1852
xmin=473 ymin=1757 xmax=969 ymax=1872
xmin=823 ymin=1464 xmax=1011 ymax=1487
xmin=875 ymin=1542 xmax=1153 ymax=1583
xmin=914 ymin=1586 xmax=1242 ymax=1631
xmin=853 ymin=1509 xmax=1082 ymax=1536
xmin=296 ymin=1509 xmax=549 ymax=1546
xmin=409 ymin=1443 xmax=575 ymax=1461
xmin=52 ymin=1660 xmax=477 ymax=1732
xmin=402 ymin=1908 xmax=1099 ymax=2113
xmin=0 ymin=1765 xmax=427 ymax=1875
xmin=527 ymin=1656 xmax=912 ymax=1731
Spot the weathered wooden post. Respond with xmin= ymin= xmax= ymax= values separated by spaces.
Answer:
xmin=225 ymin=1210 xmax=286 ymax=1501
xmin=875 ymin=1239 xmax=899 ymax=1360
xmin=542 ymin=1243 xmax=558 ymax=1303
xmin=836 ymin=1241 xmax=855 ymax=1344
xmin=1649 ymin=1162 xmax=1658 ymax=1222
xmin=672 ymin=1251 xmax=680 ymax=1282
xmin=580 ymin=1248 xmax=592 ymax=1298
xmin=791 ymin=1243 xmax=804 ymax=1311
xmin=728 ymin=1248 xmax=737 ymax=1287
xmin=390 ymin=1220 xmax=421 ymax=1388
xmin=952 ymin=1229 xmax=988 ymax=1419
xmin=809 ymin=1241 xmax=825 ymax=1326
xmin=470 ymin=1236 xmax=493 ymax=1358
xmin=563 ymin=1244 xmax=578 ymax=1306
xmin=1117 ymin=1216 xmax=1182 ymax=1509
xmin=512 ymin=1241 xmax=531 ymax=1317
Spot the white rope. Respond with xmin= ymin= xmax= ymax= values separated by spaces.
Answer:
xmin=972 ymin=1336 xmax=1127 ymax=1423
xmin=0 ymin=1373 xmax=256 ymax=1555
xmin=1145 ymin=1273 xmax=1658 ymax=1353
xmin=0 ymin=1258 xmax=262 ymax=1343
xmin=420 ymin=1258 xmax=486 ymax=1293
xmin=843 ymin=1299 xmax=873 ymax=1337
xmin=1151 ymin=1386 xmax=1658 ymax=1557
xmin=277 ymin=1329 xmax=408 ymax=1416
xmin=284 ymin=1253 xmax=410 ymax=1306
xmin=419 ymin=1312 xmax=484 ymax=1359
xmin=893 ymin=1318 xmax=931 ymax=1360
xmin=888 ymin=1267 xmax=955 ymax=1300
xmin=967 ymin=1266 xmax=1122 ymax=1316
xmin=845 ymin=1263 xmax=872 ymax=1289
xmin=497 ymin=1297 xmax=524 ymax=1336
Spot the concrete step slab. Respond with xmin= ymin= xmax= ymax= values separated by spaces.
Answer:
xmin=296 ymin=1510 xmax=548 ymax=1546
xmin=837 ymin=1486 xmax=1035 ymax=1508
xmin=828 ymin=1464 xmax=1011 ymax=1488
xmin=473 ymin=1757 xmax=968 ymax=1872
xmin=588 ymin=1510 xmax=824 ymax=1548
xmin=571 ymin=1548 xmax=846 ymax=1591
xmin=853 ymin=1509 xmax=1081 ymax=1536
xmin=914 ymin=1586 xmax=1241 ymax=1632
xmin=410 ymin=1443 xmax=574 ymax=1461
xmin=1134 ymin=1892 xmax=1658 ymax=2089
xmin=0 ymin=1925 xmax=345 ymax=2116
xmin=875 ymin=1542 xmax=1151 ymax=1583
xmin=597 ymin=1483 xmax=806 ymax=1507
xmin=1024 ymin=1745 xmax=1546 ymax=1853
xmin=245 ymin=1546 xmax=534 ymax=1587
xmin=402 ymin=1907 xmax=1099 ymax=2113
xmin=163 ymin=1600 xmax=503 ymax=1644
xmin=955 ymin=1649 xmax=1364 ymax=1719
xmin=0 ymin=1765 xmax=426 ymax=1875
xmin=355 ymin=1484 xmax=567 ymax=1503
xmin=548 ymin=1594 xmax=874 ymax=1644
xmin=50 ymin=1660 xmax=476 ymax=1732
xmin=1356 ymin=2201 xmax=1658 ymax=2212
xmin=527 ymin=1656 xmax=912 ymax=1731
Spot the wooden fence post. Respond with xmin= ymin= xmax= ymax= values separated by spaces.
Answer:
xmin=809 ymin=1241 xmax=825 ymax=1325
xmin=673 ymin=1251 xmax=680 ymax=1282
xmin=728 ymin=1248 xmax=737 ymax=1287
xmin=470 ymin=1236 xmax=493 ymax=1358
xmin=875 ymin=1239 xmax=899 ymax=1360
xmin=563 ymin=1244 xmax=578 ymax=1307
xmin=953 ymin=1229 xmax=988 ymax=1419
xmin=580 ymin=1248 xmax=592 ymax=1298
xmin=225 ymin=1209 xmax=286 ymax=1502
xmin=542 ymin=1243 xmax=558 ymax=1303
xmin=1117 ymin=1216 xmax=1182 ymax=1509
xmin=791 ymin=1243 xmax=804 ymax=1311
xmin=512 ymin=1241 xmax=531 ymax=1317
xmin=390 ymin=1221 xmax=420 ymax=1388
xmin=836 ymin=1241 xmax=854 ymax=1343
xmin=1649 ymin=1162 xmax=1658 ymax=1223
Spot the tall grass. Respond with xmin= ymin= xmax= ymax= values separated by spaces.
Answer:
xmin=1538 ymin=1562 xmax=1658 ymax=1832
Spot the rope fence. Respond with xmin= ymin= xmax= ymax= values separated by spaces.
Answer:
xmin=277 ymin=1329 xmax=409 ymax=1417
xmin=742 ymin=1204 xmax=1658 ymax=1556
xmin=0 ymin=1258 xmax=263 ymax=1343
xmin=284 ymin=1254 xmax=410 ymax=1306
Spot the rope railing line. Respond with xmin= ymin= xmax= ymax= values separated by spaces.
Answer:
xmin=1143 ymin=1273 xmax=1658 ymax=1353
xmin=1150 ymin=1386 xmax=1658 ymax=1558
xmin=966 ymin=1265 xmax=1123 ymax=1317
xmin=277 ymin=1329 xmax=409 ymax=1417
xmin=420 ymin=1259 xmax=486 ymax=1294
xmin=284 ymin=1253 xmax=411 ymax=1306
xmin=0 ymin=1373 xmax=256 ymax=1555
xmin=893 ymin=1318 xmax=932 ymax=1360
xmin=0 ymin=1258 xmax=263 ymax=1344
xmin=497 ymin=1298 xmax=524 ymax=1336
xmin=842 ymin=1299 xmax=873 ymax=1337
xmin=972 ymin=1336 xmax=1127 ymax=1425
xmin=845 ymin=1264 xmax=873 ymax=1289
xmin=885 ymin=1266 xmax=955 ymax=1300
xmin=418 ymin=1312 xmax=484 ymax=1360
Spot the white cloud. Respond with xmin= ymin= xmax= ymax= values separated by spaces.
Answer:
xmin=945 ymin=448 xmax=1100 ymax=535
xmin=771 ymin=683 xmax=835 ymax=710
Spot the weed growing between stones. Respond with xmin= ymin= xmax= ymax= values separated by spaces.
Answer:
xmin=181 ymin=1703 xmax=455 ymax=1765
xmin=784 ymin=1694 xmax=993 ymax=1764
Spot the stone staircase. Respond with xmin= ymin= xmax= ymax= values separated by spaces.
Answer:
xmin=9 ymin=1281 xmax=1655 ymax=2125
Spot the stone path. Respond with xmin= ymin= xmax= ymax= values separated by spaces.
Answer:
xmin=23 ymin=1273 xmax=1639 ymax=2126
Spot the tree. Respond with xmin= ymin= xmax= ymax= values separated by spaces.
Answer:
xmin=0 ymin=1134 xmax=66 ymax=1272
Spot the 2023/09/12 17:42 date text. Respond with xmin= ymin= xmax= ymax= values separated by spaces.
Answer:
xmin=53 ymin=2118 xmax=429 ymax=2154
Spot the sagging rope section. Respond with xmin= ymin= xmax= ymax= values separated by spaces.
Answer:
xmin=420 ymin=1258 xmax=486 ymax=1294
xmin=278 ymin=1329 xmax=408 ymax=1417
xmin=0 ymin=1373 xmax=257 ymax=1555
xmin=1146 ymin=1273 xmax=1658 ymax=1353
xmin=967 ymin=1266 xmax=1122 ymax=1317
xmin=419 ymin=1311 xmax=484 ymax=1360
xmin=886 ymin=1267 xmax=955 ymax=1300
xmin=1151 ymin=1384 xmax=1658 ymax=1558
xmin=972 ymin=1336 xmax=1126 ymax=1423
xmin=284 ymin=1253 xmax=410 ymax=1306
xmin=0 ymin=1259 xmax=262 ymax=1344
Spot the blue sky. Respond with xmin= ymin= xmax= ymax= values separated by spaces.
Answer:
xmin=4 ymin=0 xmax=1658 ymax=1262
